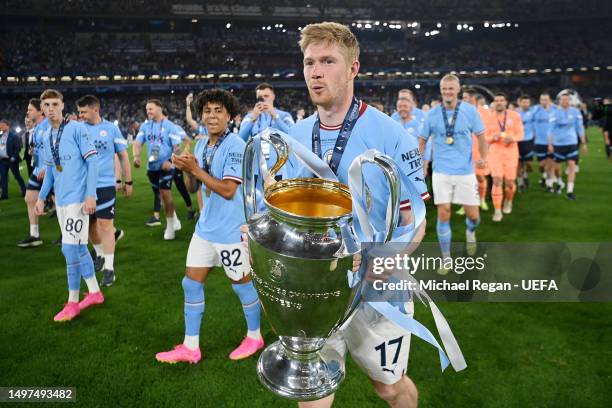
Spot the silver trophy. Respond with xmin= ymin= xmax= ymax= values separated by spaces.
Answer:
xmin=242 ymin=131 xmax=401 ymax=400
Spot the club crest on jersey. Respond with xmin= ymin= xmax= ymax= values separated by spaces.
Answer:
xmin=100 ymin=130 xmax=108 ymax=137
xmin=323 ymin=149 xmax=333 ymax=165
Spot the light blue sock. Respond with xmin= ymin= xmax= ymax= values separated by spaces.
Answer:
xmin=232 ymin=281 xmax=261 ymax=332
xmin=466 ymin=217 xmax=480 ymax=232
xmin=436 ymin=219 xmax=452 ymax=258
xmin=183 ymin=277 xmax=205 ymax=336
xmin=78 ymin=244 xmax=95 ymax=279
xmin=61 ymin=243 xmax=81 ymax=291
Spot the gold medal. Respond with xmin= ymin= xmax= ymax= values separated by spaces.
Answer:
xmin=501 ymin=131 xmax=506 ymax=138
xmin=446 ymin=136 xmax=454 ymax=145
xmin=56 ymin=164 xmax=63 ymax=172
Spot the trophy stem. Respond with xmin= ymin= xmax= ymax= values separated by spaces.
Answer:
xmin=257 ymin=340 xmax=345 ymax=401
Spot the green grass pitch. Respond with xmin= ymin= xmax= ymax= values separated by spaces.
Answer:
xmin=1 ymin=127 xmax=611 ymax=407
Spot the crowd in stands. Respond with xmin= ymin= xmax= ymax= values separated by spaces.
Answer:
xmin=2 ymin=0 xmax=610 ymax=21
xmin=1 ymin=20 xmax=611 ymax=77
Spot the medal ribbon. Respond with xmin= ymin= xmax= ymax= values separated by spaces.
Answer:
xmin=497 ymin=110 xmax=507 ymax=133
xmin=202 ymin=128 xmax=231 ymax=174
xmin=441 ymin=101 xmax=461 ymax=141
xmin=312 ymin=97 xmax=361 ymax=174
xmin=49 ymin=116 xmax=68 ymax=170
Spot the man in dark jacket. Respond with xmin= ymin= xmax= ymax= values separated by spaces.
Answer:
xmin=0 ymin=119 xmax=27 ymax=199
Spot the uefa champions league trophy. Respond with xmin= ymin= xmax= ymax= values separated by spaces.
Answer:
xmin=242 ymin=130 xmax=402 ymax=400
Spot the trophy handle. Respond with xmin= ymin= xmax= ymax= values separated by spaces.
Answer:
xmin=242 ymin=130 xmax=290 ymax=221
xmin=350 ymin=151 xmax=402 ymax=243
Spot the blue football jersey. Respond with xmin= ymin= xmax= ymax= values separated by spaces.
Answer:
xmin=285 ymin=103 xmax=429 ymax=236
xmin=135 ymin=119 xmax=182 ymax=171
xmin=550 ymin=107 xmax=584 ymax=146
xmin=519 ymin=107 xmax=536 ymax=142
xmin=533 ymin=104 xmax=557 ymax=145
xmin=239 ymin=108 xmax=295 ymax=141
xmin=419 ymin=102 xmax=485 ymax=175
xmin=84 ymin=119 xmax=127 ymax=188
xmin=42 ymin=121 xmax=98 ymax=206
xmin=31 ymin=118 xmax=50 ymax=176
xmin=193 ymin=133 xmax=246 ymax=244
xmin=196 ymin=123 xmax=209 ymax=137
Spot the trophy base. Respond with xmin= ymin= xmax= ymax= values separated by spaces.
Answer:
xmin=257 ymin=340 xmax=344 ymax=401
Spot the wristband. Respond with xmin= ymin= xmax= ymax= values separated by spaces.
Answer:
xmin=116 ymin=180 xmax=122 ymax=183
xmin=125 ymin=181 xmax=133 ymax=186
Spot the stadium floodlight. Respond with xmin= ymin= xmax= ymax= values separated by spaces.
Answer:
xmin=505 ymin=70 xmax=513 ymax=74
xmin=514 ymin=24 xmax=519 ymax=27
xmin=405 ymin=71 xmax=413 ymax=75
xmin=425 ymin=32 xmax=430 ymax=37
xmin=543 ymin=69 xmax=552 ymax=73
xmin=241 ymin=73 xmax=249 ymax=78
xmin=554 ymin=68 xmax=562 ymax=72
xmin=226 ymin=23 xmax=231 ymax=29
xmin=272 ymin=73 xmax=280 ymax=77
xmin=580 ymin=67 xmax=588 ymax=71
xmin=219 ymin=74 xmax=228 ymax=78
xmin=566 ymin=68 xmax=574 ymax=72
xmin=383 ymin=22 xmax=388 ymax=26
xmin=7 ymin=76 xmax=17 ymax=82
xmin=506 ymin=23 xmax=511 ymax=27
xmin=482 ymin=70 xmax=489 ymax=74
xmin=27 ymin=76 xmax=38 ymax=82
xmin=254 ymin=73 xmax=263 ymax=78
xmin=497 ymin=70 xmax=504 ymax=74
xmin=41 ymin=76 xmax=51 ymax=81
xmin=457 ymin=24 xmax=462 ymax=30
xmin=98 ymin=75 xmax=109 ymax=80
xmin=365 ymin=23 xmax=372 ymax=29
xmin=186 ymin=74 xmax=196 ymax=79
xmin=150 ymin=74 xmax=160 ymax=80
xmin=415 ymin=84 xmax=421 ymax=89
xmin=593 ymin=67 xmax=601 ymax=71
xmin=469 ymin=26 xmax=474 ymax=31
xmin=136 ymin=75 xmax=145 ymax=80
xmin=15 ymin=126 xmax=22 ymax=133
xmin=437 ymin=23 xmax=442 ymax=28
xmin=528 ymin=69 xmax=537 ymax=74
xmin=607 ymin=66 xmax=612 ymax=70
xmin=191 ymin=19 xmax=198 ymax=23
xmin=376 ymin=71 xmax=386 ymax=76
xmin=459 ymin=71 xmax=467 ymax=75
xmin=113 ymin=75 xmax=122 ymax=80
xmin=60 ymin=76 xmax=71 ymax=81
xmin=207 ymin=73 xmax=215 ymax=78
xmin=433 ymin=71 xmax=440 ymax=75
xmin=356 ymin=23 xmax=362 ymax=28
xmin=375 ymin=21 xmax=380 ymax=25
xmin=463 ymin=24 xmax=468 ymax=28
xmin=484 ymin=22 xmax=490 ymax=27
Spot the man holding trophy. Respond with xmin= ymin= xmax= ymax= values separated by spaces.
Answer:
xmin=243 ymin=22 xmax=431 ymax=407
